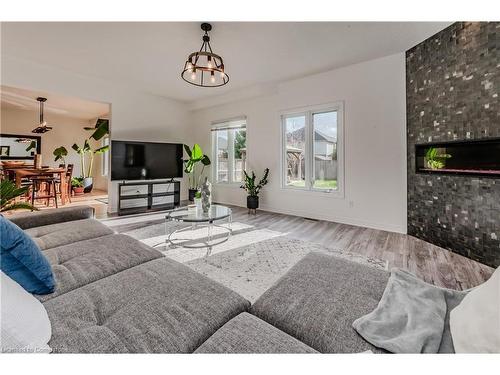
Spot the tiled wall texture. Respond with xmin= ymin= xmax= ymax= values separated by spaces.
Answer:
xmin=406 ymin=22 xmax=500 ymax=267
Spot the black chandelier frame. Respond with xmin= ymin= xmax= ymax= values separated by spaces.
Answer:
xmin=181 ymin=23 xmax=229 ymax=88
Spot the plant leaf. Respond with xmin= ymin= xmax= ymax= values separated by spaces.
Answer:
xmin=191 ymin=144 xmax=203 ymax=159
xmin=183 ymin=144 xmax=192 ymax=158
xmin=94 ymin=145 xmax=109 ymax=154
xmin=201 ymin=155 xmax=211 ymax=166
xmin=72 ymin=143 xmax=82 ymax=153
xmin=0 ymin=180 xmax=36 ymax=212
xmin=1 ymin=202 xmax=38 ymax=212
xmin=88 ymin=119 xmax=109 ymax=141
xmin=83 ymin=139 xmax=91 ymax=152
xmin=25 ymin=140 xmax=37 ymax=152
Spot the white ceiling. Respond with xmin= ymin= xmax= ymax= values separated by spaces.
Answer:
xmin=1 ymin=85 xmax=110 ymax=119
xmin=1 ymin=22 xmax=451 ymax=103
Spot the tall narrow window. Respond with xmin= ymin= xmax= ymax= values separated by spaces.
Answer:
xmin=212 ymin=118 xmax=247 ymax=184
xmin=281 ymin=103 xmax=343 ymax=195
xmin=284 ymin=114 xmax=306 ymax=188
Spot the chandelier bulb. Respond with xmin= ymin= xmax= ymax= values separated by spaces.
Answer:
xmin=191 ymin=72 xmax=197 ymax=81
xmin=210 ymin=71 xmax=215 ymax=83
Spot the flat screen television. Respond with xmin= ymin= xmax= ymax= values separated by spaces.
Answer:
xmin=111 ymin=140 xmax=183 ymax=180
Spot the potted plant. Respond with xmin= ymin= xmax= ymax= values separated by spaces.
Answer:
xmin=71 ymin=177 xmax=85 ymax=196
xmin=72 ymin=119 xmax=109 ymax=193
xmin=240 ymin=168 xmax=269 ymax=213
xmin=0 ymin=179 xmax=38 ymax=212
xmin=53 ymin=146 xmax=68 ymax=166
xmin=183 ymin=143 xmax=211 ymax=201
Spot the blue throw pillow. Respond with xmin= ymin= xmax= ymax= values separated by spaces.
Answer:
xmin=0 ymin=215 xmax=55 ymax=294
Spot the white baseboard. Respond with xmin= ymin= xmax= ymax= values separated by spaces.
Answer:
xmin=214 ymin=198 xmax=406 ymax=234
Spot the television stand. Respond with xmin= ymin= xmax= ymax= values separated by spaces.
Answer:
xmin=117 ymin=180 xmax=180 ymax=216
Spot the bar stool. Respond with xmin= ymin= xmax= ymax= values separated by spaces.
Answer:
xmin=56 ymin=164 xmax=74 ymax=203
xmin=30 ymin=175 xmax=58 ymax=209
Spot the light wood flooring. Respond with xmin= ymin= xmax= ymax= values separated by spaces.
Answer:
xmin=29 ymin=194 xmax=495 ymax=290
xmin=29 ymin=189 xmax=109 ymax=218
xmin=227 ymin=205 xmax=494 ymax=290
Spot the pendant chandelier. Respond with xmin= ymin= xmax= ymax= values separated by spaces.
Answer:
xmin=181 ymin=23 xmax=229 ymax=87
xmin=32 ymin=97 xmax=52 ymax=134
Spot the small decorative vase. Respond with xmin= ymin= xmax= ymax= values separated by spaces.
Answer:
xmin=194 ymin=197 xmax=202 ymax=211
xmin=200 ymin=177 xmax=212 ymax=213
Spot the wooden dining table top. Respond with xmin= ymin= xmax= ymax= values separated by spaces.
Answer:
xmin=9 ymin=167 xmax=65 ymax=177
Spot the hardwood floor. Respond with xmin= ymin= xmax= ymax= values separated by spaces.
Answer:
xmin=227 ymin=205 xmax=494 ymax=290
xmin=33 ymin=189 xmax=109 ymax=218
xmin=32 ymin=194 xmax=494 ymax=290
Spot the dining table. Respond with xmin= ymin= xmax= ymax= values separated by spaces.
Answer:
xmin=9 ymin=167 xmax=68 ymax=205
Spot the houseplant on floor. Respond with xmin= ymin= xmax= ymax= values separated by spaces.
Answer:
xmin=0 ymin=179 xmax=37 ymax=212
xmin=71 ymin=177 xmax=85 ymax=196
xmin=183 ymin=143 xmax=211 ymax=201
xmin=240 ymin=168 xmax=269 ymax=214
xmin=72 ymin=119 xmax=109 ymax=193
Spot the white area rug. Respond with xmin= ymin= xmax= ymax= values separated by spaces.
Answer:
xmin=102 ymin=214 xmax=388 ymax=302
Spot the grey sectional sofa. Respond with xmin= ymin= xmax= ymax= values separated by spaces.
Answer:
xmin=9 ymin=206 xmax=389 ymax=353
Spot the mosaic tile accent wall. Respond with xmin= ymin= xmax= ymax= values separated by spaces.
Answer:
xmin=406 ymin=22 xmax=500 ymax=267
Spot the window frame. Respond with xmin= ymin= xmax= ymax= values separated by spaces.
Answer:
xmin=280 ymin=102 xmax=344 ymax=198
xmin=211 ymin=117 xmax=247 ymax=186
xmin=102 ymin=136 xmax=110 ymax=177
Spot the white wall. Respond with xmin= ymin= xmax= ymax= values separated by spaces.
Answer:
xmin=2 ymin=52 xmax=407 ymax=231
xmin=1 ymin=55 xmax=192 ymax=212
xmin=191 ymin=53 xmax=407 ymax=233
xmin=0 ymin=107 xmax=108 ymax=191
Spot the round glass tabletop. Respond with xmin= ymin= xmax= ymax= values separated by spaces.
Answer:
xmin=167 ymin=204 xmax=232 ymax=223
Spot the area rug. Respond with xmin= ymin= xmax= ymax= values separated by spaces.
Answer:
xmin=101 ymin=215 xmax=388 ymax=302
xmin=181 ymin=237 xmax=388 ymax=302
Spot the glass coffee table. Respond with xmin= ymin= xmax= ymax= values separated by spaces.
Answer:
xmin=162 ymin=204 xmax=232 ymax=249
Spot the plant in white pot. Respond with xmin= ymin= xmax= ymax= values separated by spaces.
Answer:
xmin=72 ymin=119 xmax=109 ymax=193
xmin=240 ymin=168 xmax=269 ymax=214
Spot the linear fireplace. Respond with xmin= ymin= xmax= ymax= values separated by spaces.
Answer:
xmin=415 ymin=138 xmax=500 ymax=178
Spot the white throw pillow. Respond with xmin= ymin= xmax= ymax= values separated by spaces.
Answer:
xmin=0 ymin=271 xmax=52 ymax=353
xmin=450 ymin=266 xmax=500 ymax=353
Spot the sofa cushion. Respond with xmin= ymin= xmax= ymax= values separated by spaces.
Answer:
xmin=1 ymin=271 xmax=52 ymax=353
xmin=250 ymin=252 xmax=390 ymax=353
xmin=44 ymin=257 xmax=250 ymax=353
xmin=8 ymin=206 xmax=95 ymax=230
xmin=37 ymin=234 xmax=163 ymax=302
xmin=195 ymin=312 xmax=317 ymax=353
xmin=25 ymin=218 xmax=114 ymax=250
xmin=0 ymin=216 xmax=55 ymax=294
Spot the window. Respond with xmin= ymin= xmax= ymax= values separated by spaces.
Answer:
xmin=102 ymin=136 xmax=109 ymax=176
xmin=212 ymin=118 xmax=247 ymax=184
xmin=281 ymin=103 xmax=343 ymax=195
